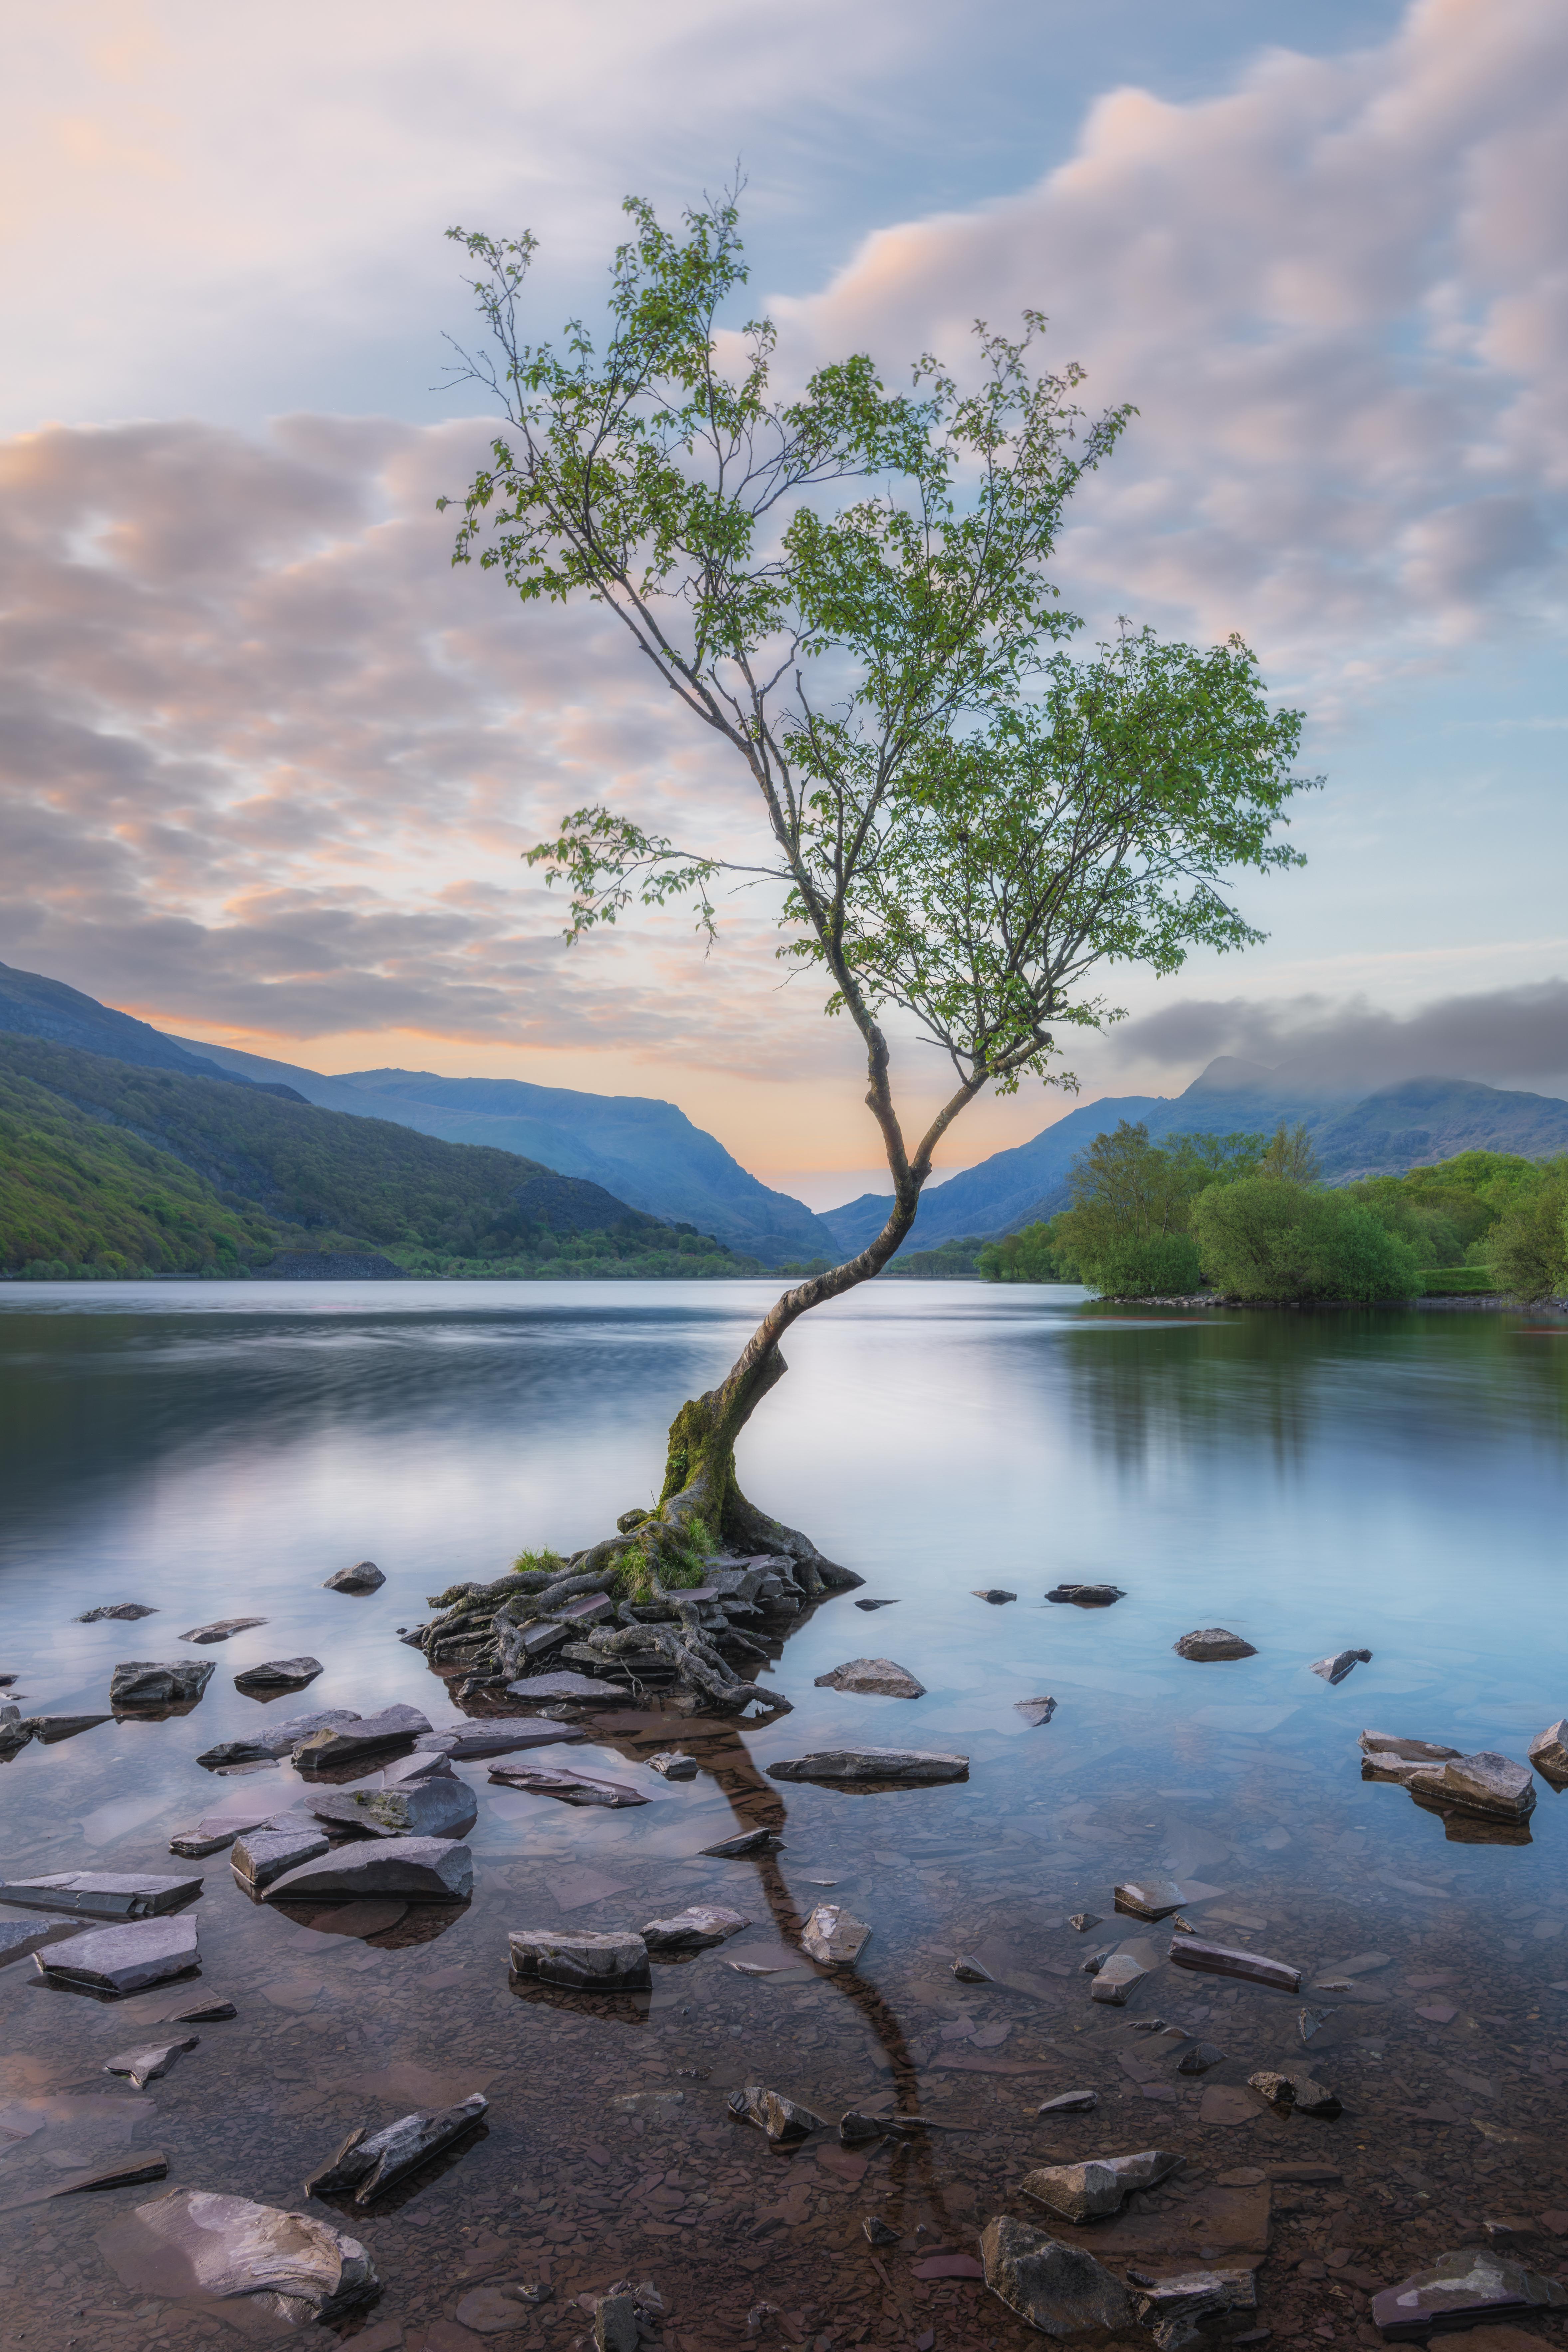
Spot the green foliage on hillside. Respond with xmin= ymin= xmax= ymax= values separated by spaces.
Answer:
xmin=976 ymin=1222 xmax=1068 ymax=1282
xmin=1042 ymin=1119 xmax=1262 ymax=1294
xmin=1190 ymin=1177 xmax=1422 ymax=1303
xmin=0 ymin=1035 xmax=757 ymax=1280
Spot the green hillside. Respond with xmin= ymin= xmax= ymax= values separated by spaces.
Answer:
xmin=0 ymin=1036 xmax=760 ymax=1279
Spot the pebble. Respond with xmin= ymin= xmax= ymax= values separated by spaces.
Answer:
xmin=1174 ymin=1628 xmax=1257 ymax=1661
xmin=324 ymin=1560 xmax=385 ymax=1593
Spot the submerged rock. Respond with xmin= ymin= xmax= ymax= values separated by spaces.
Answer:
xmin=294 ymin=1706 xmax=432 ymax=1769
xmin=38 ymin=1914 xmax=200 ymax=1995
xmin=509 ymin=1928 xmax=650 ymax=1991
xmin=1128 ymin=2268 xmax=1256 ymax=2335
xmin=1068 ymin=1913 xmax=1102 ymax=1934
xmin=1371 ymin=2248 xmax=1568 ymax=2340
xmin=800 ymin=1904 xmax=871 ymax=1965
xmin=488 ymin=1762 xmax=648 ymax=1808
xmin=77 ymin=1603 xmax=158 ymax=1622
xmin=842 ymin=2112 xmax=888 ymax=2145
xmin=1358 ymin=1730 xmax=1463 ymax=1778
xmin=1404 ymin=1751 xmax=1537 ymax=1821
xmin=233 ymin=1657 xmax=323 ymax=1694
xmin=303 ymin=1778 xmax=477 ymax=1841
xmin=1168 ymin=1935 xmax=1301 ymax=1991
xmin=1528 ymin=1719 xmax=1568 ymax=1790
xmin=110 ymin=1660 xmax=215 ymax=1708
xmin=324 ymin=1561 xmax=385 ymax=1594
xmin=646 ymin=1750 xmax=698 ymax=1779
xmin=853 ymin=1598 xmax=898 ymax=1612
xmin=413 ymin=1723 xmax=587 ymax=1760
xmin=1113 ymin=1878 xmax=1185 ymax=1922
xmin=727 ymin=2085 xmax=825 ymax=2146
xmin=231 ymin=1821 xmax=332 ymax=1892
xmin=96 ymin=2188 xmax=377 ymax=2327
xmin=640 ymin=1906 xmax=749 ymax=1953
xmin=1036 ymin=2090 xmax=1099 ymax=2116
xmin=380 ymin=1749 xmax=458 ymax=1787
xmin=1310 ymin=1647 xmax=1372 ymax=1685
xmin=953 ymin=1955 xmax=994 ymax=1984
xmin=180 ymin=1618 xmax=268 ymax=1645
xmin=700 ymin=1826 xmax=784 ymax=1858
xmin=863 ymin=2215 xmax=900 ymax=2244
xmin=813 ymin=1659 xmax=927 ymax=1699
xmin=980 ymin=2214 xmax=1134 ymax=2340
xmin=266 ymin=1836 xmax=473 ymax=1904
xmin=1045 ymin=1584 xmax=1125 ymax=1607
xmin=973 ymin=1589 xmax=1017 ymax=1605
xmin=1176 ymin=2042 xmax=1226 ymax=2075
xmin=20 ymin=1713 xmax=113 ymax=1746
xmin=503 ymin=1672 xmax=628 ymax=1707
xmin=1016 ymin=1698 xmax=1058 ymax=1727
xmin=197 ymin=1710 xmax=361 ymax=1768
xmin=1248 ymin=2068 xmax=1341 ymax=2117
xmin=0 ymin=1871 xmax=202 ymax=1920
xmin=305 ymin=2092 xmax=488 ymax=2204
xmin=1173 ymin=1628 xmax=1256 ymax=1662
xmin=767 ymin=1747 xmax=968 ymax=1785
xmin=104 ymin=2035 xmax=199 ymax=2089
xmin=1021 ymin=2149 xmax=1183 ymax=2225
xmin=1090 ymin=1953 xmax=1151 ymax=2006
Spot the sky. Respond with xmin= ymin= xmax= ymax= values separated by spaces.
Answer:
xmin=2 ymin=0 xmax=1565 ymax=1208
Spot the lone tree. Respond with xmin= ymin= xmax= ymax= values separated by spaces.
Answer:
xmin=440 ymin=189 xmax=1309 ymax=1611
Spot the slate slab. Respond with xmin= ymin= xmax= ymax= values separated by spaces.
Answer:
xmin=38 ymin=1914 xmax=200 ymax=1995
xmin=0 ymin=1872 xmax=202 ymax=1920
xmin=508 ymin=1928 xmax=649 ymax=1990
xmin=266 ymin=1836 xmax=472 ymax=1904
xmin=96 ymin=2188 xmax=378 ymax=2325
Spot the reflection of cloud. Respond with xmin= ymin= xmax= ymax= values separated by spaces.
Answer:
xmin=1114 ymin=979 xmax=1568 ymax=1091
xmin=0 ymin=415 xmax=825 ymax=1074
xmin=774 ymin=0 xmax=1568 ymax=688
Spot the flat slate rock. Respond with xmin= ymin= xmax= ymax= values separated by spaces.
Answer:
xmin=1021 ymin=2150 xmax=1183 ymax=2225
xmin=1045 ymin=1584 xmax=1125 ymax=1606
xmin=180 ymin=1618 xmax=268 ymax=1645
xmin=197 ymin=1709 xmax=361 ymax=1767
xmin=1037 ymin=2091 xmax=1099 ymax=2116
xmin=305 ymin=2091 xmax=487 ymax=2204
xmin=767 ymin=1747 xmax=968 ymax=1785
xmin=1169 ymin=1935 xmax=1300 ymax=1991
xmin=1528 ymin=1719 xmax=1568 ymax=1790
xmin=77 ymin=1604 xmax=158 ymax=1622
xmin=509 ymin=1928 xmax=650 ymax=1990
xmin=0 ymin=1872 xmax=202 ymax=1920
xmin=232 ymin=1822 xmax=333 ymax=1891
xmin=488 ymin=1762 xmax=647 ymax=1808
xmin=170 ymin=1811 xmax=276 ymax=1858
xmin=380 ymin=1749 xmax=456 ymax=1786
xmin=728 ymin=2085 xmax=825 ymax=2146
xmin=640 ymin=1906 xmax=749 ymax=1953
xmin=853 ymin=1598 xmax=898 ymax=1611
xmin=973 ymin=1588 xmax=1017 ymax=1604
xmin=110 ymin=1659 xmax=215 ymax=1708
xmin=800 ymin=1903 xmax=871 ymax=1965
xmin=504 ymin=1672 xmax=625 ymax=1706
xmin=303 ymin=1778 xmax=477 ymax=1841
xmin=1371 ymin=2249 xmax=1568 ymax=2340
xmin=413 ymin=1723 xmax=587 ymax=1759
xmin=294 ymin=1705 xmax=432 ymax=1768
xmin=1114 ymin=1878 xmax=1186 ymax=1922
xmin=324 ymin=1561 xmax=385 ymax=1594
xmin=24 ymin=1713 xmax=115 ymax=1746
xmin=38 ymin=1914 xmax=200 ymax=1995
xmin=813 ymin=1658 xmax=926 ymax=1699
xmin=980 ymin=2214 xmax=1134 ymax=2339
xmin=233 ymin=1657 xmax=323 ymax=1693
xmin=1310 ymin=1647 xmax=1372 ymax=1684
xmin=1359 ymin=1729 xmax=1463 ymax=1776
xmin=1090 ymin=1952 xmax=1153 ymax=2006
xmin=266 ymin=1836 xmax=472 ymax=1904
xmin=700 ymin=1826 xmax=784 ymax=1858
xmin=646 ymin=1750 xmax=697 ymax=1779
xmin=1015 ymin=1697 xmax=1058 ymax=1727
xmin=96 ymin=2188 xmax=377 ymax=2325
xmin=1405 ymin=1751 xmax=1536 ymax=1822
xmin=1174 ymin=1628 xmax=1257 ymax=1662
xmin=104 ymin=2035 xmax=199 ymax=2089
xmin=1248 ymin=2068 xmax=1341 ymax=2118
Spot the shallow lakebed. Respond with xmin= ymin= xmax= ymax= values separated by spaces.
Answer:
xmin=2 ymin=1280 xmax=1568 ymax=2352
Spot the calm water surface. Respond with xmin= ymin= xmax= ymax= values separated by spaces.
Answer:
xmin=2 ymin=1281 xmax=1568 ymax=2352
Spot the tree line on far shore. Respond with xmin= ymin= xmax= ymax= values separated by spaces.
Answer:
xmin=976 ymin=1123 xmax=1568 ymax=1303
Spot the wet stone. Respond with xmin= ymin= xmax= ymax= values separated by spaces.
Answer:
xmin=853 ymin=1597 xmax=897 ymax=1611
xmin=1177 ymin=2041 xmax=1226 ymax=2075
xmin=415 ymin=1722 xmax=586 ymax=1759
xmin=700 ymin=1827 xmax=784 ymax=1858
xmin=640 ymin=1905 xmax=749 ymax=1953
xmin=324 ymin=1559 xmax=385 ymax=1593
xmin=1114 ymin=1877 xmax=1186 ymax=1921
xmin=1016 ymin=1697 xmax=1058 ymax=1727
xmin=1091 ymin=1952 xmax=1152 ymax=2005
xmin=646 ymin=1750 xmax=698 ymax=1779
xmin=1528 ymin=1718 xmax=1568 ymax=1789
xmin=504 ymin=1672 xmax=629 ymax=1706
xmin=1069 ymin=1912 xmax=1103 ymax=1933
xmin=303 ymin=1776 xmax=478 ymax=1840
xmin=813 ymin=1658 xmax=927 ymax=1698
xmin=231 ymin=1820 xmax=331 ymax=1890
xmin=800 ymin=1903 xmax=871 ymax=1965
xmin=1247 ymin=2068 xmax=1342 ymax=2117
xmin=305 ymin=2090 xmax=488 ymax=2203
xmin=234 ymin=1656 xmax=323 ymax=1693
xmin=1405 ymin=1751 xmax=1537 ymax=1822
xmin=980 ymin=2214 xmax=1134 ymax=2340
xmin=0 ymin=1870 xmax=202 ymax=1919
xmin=1359 ymin=1729 xmax=1464 ymax=1777
xmin=728 ymin=2085 xmax=826 ymax=2146
xmin=1037 ymin=2090 xmax=1099 ymax=2115
xmin=170 ymin=1812 xmax=275 ymax=1858
xmin=267 ymin=1834 xmax=472 ymax=1904
xmin=197 ymin=1708 xmax=360 ymax=1767
xmin=953 ymin=1954 xmax=994 ymax=1983
xmin=77 ymin=1603 xmax=158 ymax=1621
xmin=768 ymin=1746 xmax=968 ymax=1784
xmin=509 ymin=1928 xmax=650 ymax=1990
xmin=180 ymin=1616 xmax=268 ymax=1644
xmin=1020 ymin=2149 xmax=1183 ymax=2224
xmin=104 ymin=2034 xmax=199 ymax=2088
xmin=1045 ymin=1584 xmax=1125 ymax=1606
xmin=1174 ymin=1628 xmax=1257 ymax=1661
xmin=1299 ymin=2005 xmax=1335 ymax=2042
xmin=488 ymin=1761 xmax=648 ymax=1807
xmin=1371 ymin=2249 xmax=1568 ymax=2340
xmin=595 ymin=2292 xmax=640 ymax=2352
xmin=294 ymin=1704 xmax=432 ymax=1768
xmin=973 ymin=1588 xmax=1017 ymax=1604
xmin=380 ymin=1747 xmax=457 ymax=1786
xmin=1169 ymin=1935 xmax=1301 ymax=1991
xmin=97 ymin=2187 xmax=378 ymax=2325
xmin=37 ymin=1913 xmax=200 ymax=1995
xmin=863 ymin=2215 xmax=900 ymax=2244
xmin=610 ymin=2091 xmax=686 ymax=2122
xmin=841 ymin=2112 xmax=887 ymax=2145
xmin=19 ymin=1713 xmax=112 ymax=1745
xmin=1310 ymin=1646 xmax=1373 ymax=1684
xmin=110 ymin=1658 xmax=215 ymax=1707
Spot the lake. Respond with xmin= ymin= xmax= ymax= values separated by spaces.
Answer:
xmin=2 ymin=1279 xmax=1567 ymax=2350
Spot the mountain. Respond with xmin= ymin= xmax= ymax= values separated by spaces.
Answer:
xmin=0 ymin=958 xmax=250 ymax=1082
xmin=0 ymin=1034 xmax=761 ymax=1279
xmin=172 ymin=1042 xmax=837 ymax=1265
xmin=822 ymin=1062 xmax=1568 ymax=1253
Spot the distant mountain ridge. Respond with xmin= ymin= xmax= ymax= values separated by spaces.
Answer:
xmin=821 ymin=1062 xmax=1568 ymax=1254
